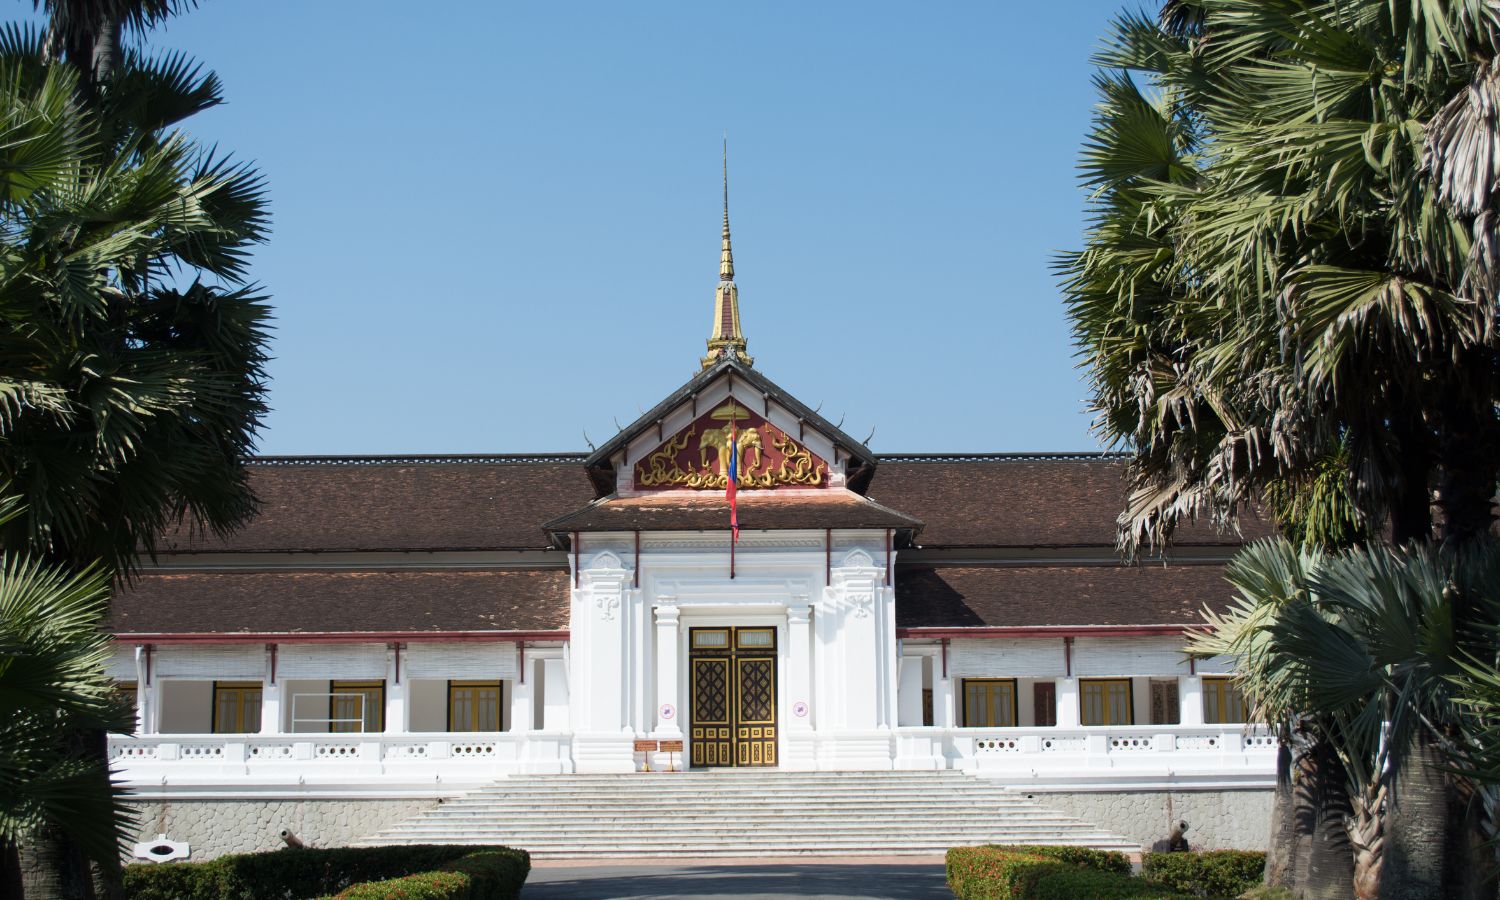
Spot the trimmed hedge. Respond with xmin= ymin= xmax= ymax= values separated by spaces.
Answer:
xmin=123 ymin=844 xmax=528 ymax=900
xmin=948 ymin=846 xmax=1191 ymax=900
xmin=1141 ymin=850 xmax=1267 ymax=898
xmin=328 ymin=849 xmax=531 ymax=900
xmin=996 ymin=844 xmax=1133 ymax=875
xmin=1018 ymin=863 xmax=1190 ymax=899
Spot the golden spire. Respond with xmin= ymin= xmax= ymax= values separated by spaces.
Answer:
xmin=703 ymin=138 xmax=752 ymax=369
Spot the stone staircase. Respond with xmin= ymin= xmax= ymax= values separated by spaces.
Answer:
xmin=357 ymin=770 xmax=1140 ymax=858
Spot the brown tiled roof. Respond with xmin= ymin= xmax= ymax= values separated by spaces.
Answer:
xmin=110 ymin=568 xmax=569 ymax=634
xmin=871 ymin=458 xmax=1268 ymax=549
xmin=895 ymin=563 xmax=1234 ymax=628
xmin=543 ymin=490 xmax=922 ymax=534
xmin=159 ymin=460 xmax=594 ymax=553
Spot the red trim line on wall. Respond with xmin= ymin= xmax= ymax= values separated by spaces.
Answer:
xmin=896 ymin=624 xmax=1201 ymax=639
xmin=115 ymin=630 xmax=570 ymax=645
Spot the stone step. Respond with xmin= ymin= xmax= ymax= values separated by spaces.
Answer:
xmin=404 ymin=807 xmax=1064 ymax=822
xmin=357 ymin=771 xmax=1141 ymax=858
xmin=364 ymin=837 xmax=1142 ymax=857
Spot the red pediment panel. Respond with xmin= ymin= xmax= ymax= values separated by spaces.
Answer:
xmin=634 ymin=399 xmax=829 ymax=490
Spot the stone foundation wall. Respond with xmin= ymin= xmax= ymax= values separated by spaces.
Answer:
xmin=1034 ymin=789 xmax=1273 ymax=851
xmin=126 ymin=798 xmax=439 ymax=861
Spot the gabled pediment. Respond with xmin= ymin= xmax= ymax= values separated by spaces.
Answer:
xmin=584 ymin=359 xmax=877 ymax=498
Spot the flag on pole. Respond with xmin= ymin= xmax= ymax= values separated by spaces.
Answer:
xmin=727 ymin=420 xmax=740 ymax=543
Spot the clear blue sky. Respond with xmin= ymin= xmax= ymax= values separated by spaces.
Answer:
xmin=37 ymin=1 xmax=1133 ymax=455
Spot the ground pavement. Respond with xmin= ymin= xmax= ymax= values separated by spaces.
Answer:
xmin=521 ymin=857 xmax=951 ymax=899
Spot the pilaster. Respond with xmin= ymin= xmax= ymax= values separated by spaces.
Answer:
xmin=1056 ymin=677 xmax=1081 ymax=728
xmin=386 ymin=645 xmax=408 ymax=734
xmin=259 ymin=646 xmax=281 ymax=735
xmin=653 ymin=599 xmax=683 ymax=737
xmin=1180 ymin=675 xmax=1205 ymax=726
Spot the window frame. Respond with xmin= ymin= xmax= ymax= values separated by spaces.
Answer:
xmin=329 ymin=679 xmax=385 ymax=733
xmin=1080 ymin=677 xmax=1134 ymax=726
xmin=446 ymin=679 xmax=504 ymax=732
xmin=1033 ymin=680 xmax=1057 ymax=727
xmin=960 ymin=678 xmax=1019 ymax=728
xmin=1202 ymin=676 xmax=1248 ymax=724
xmin=212 ymin=680 xmax=264 ymax=734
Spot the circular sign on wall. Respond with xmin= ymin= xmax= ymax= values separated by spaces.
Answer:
xmin=659 ymin=703 xmax=676 ymax=720
xmin=792 ymin=700 xmax=809 ymax=718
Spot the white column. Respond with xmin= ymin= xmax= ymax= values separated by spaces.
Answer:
xmin=1180 ymin=674 xmax=1205 ymax=726
xmin=510 ymin=671 xmax=534 ymax=735
xmin=1056 ymin=677 xmax=1081 ymax=728
xmin=132 ymin=646 xmax=151 ymax=734
xmin=897 ymin=655 xmax=925 ymax=726
xmin=259 ymin=645 xmax=281 ymax=734
xmin=934 ymin=654 xmax=955 ymax=728
xmin=386 ymin=646 xmax=409 ymax=734
xmin=653 ymin=600 xmax=682 ymax=736
xmin=542 ymin=657 xmax=570 ymax=731
xmin=786 ymin=601 xmax=813 ymax=731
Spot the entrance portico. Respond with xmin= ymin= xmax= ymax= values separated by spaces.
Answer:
xmin=562 ymin=524 xmax=908 ymax=773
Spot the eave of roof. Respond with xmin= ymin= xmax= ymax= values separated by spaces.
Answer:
xmin=542 ymin=489 xmax=923 ymax=537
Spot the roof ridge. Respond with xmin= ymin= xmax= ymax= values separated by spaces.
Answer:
xmin=248 ymin=453 xmax=589 ymax=466
xmin=876 ymin=452 xmax=1128 ymax=462
xmin=244 ymin=451 xmax=1127 ymax=466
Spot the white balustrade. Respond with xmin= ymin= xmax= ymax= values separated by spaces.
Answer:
xmin=107 ymin=731 xmax=575 ymax=789
xmin=905 ymin=723 xmax=1276 ymax=786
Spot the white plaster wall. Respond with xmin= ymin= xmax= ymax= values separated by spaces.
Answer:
xmin=158 ymin=681 xmax=211 ymax=733
xmin=125 ymin=799 xmax=437 ymax=860
xmin=1036 ymin=789 xmax=1273 ymax=851
xmin=408 ymin=680 xmax=447 ymax=732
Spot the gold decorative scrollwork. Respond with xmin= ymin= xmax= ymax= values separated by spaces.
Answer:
xmin=636 ymin=427 xmax=695 ymax=488
xmin=774 ymin=432 xmax=824 ymax=486
xmin=635 ymin=410 xmax=827 ymax=489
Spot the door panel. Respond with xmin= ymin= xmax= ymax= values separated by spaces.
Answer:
xmin=690 ymin=657 xmax=732 ymax=767
xmin=689 ymin=627 xmax=778 ymax=767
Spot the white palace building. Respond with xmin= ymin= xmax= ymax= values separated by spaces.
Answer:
xmin=106 ymin=189 xmax=1277 ymax=859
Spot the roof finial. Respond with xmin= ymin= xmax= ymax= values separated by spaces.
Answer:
xmin=720 ymin=135 xmax=733 ymax=280
xmin=703 ymin=136 xmax=752 ymax=369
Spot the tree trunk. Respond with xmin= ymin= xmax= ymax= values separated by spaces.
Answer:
xmin=1382 ymin=734 xmax=1449 ymax=899
xmin=1347 ymin=783 xmax=1384 ymax=900
xmin=1291 ymin=735 xmax=1356 ymax=899
xmin=1265 ymin=739 xmax=1299 ymax=888
xmin=18 ymin=823 xmax=94 ymax=900
xmin=1440 ymin=773 xmax=1498 ymax=900
xmin=2 ymin=837 xmax=23 ymax=900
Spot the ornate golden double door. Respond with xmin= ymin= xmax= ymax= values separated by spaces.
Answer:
xmin=689 ymin=626 xmax=778 ymax=767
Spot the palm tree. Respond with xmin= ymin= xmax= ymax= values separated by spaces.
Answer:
xmin=1061 ymin=0 xmax=1500 ymax=555
xmin=1190 ymin=538 xmax=1500 ymax=898
xmin=0 ymin=555 xmax=133 ymax=898
xmin=1064 ymin=4 xmax=1500 ymax=895
xmin=0 ymin=489 xmax=133 ymax=898
xmin=1 ymin=12 xmax=272 ymax=896
xmin=0 ymin=21 xmax=271 ymax=577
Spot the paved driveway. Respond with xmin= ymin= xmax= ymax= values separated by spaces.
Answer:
xmin=522 ymin=860 xmax=951 ymax=899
